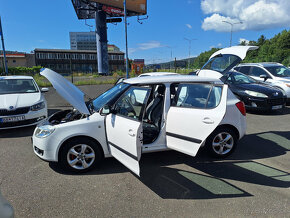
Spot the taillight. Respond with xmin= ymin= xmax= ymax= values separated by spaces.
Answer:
xmin=236 ymin=101 xmax=246 ymax=116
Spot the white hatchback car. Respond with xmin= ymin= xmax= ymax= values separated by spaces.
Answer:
xmin=32 ymin=69 xmax=246 ymax=175
xmin=0 ymin=76 xmax=48 ymax=129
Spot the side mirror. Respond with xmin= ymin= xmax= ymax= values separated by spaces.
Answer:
xmin=41 ymin=87 xmax=49 ymax=93
xmin=259 ymin=74 xmax=269 ymax=82
xmin=99 ymin=105 xmax=111 ymax=116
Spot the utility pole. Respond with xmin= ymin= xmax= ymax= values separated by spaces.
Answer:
xmin=0 ymin=16 xmax=8 ymax=76
xmin=222 ymin=21 xmax=243 ymax=47
xmin=165 ymin=46 xmax=173 ymax=71
xmin=124 ymin=0 xmax=129 ymax=78
xmin=184 ymin=38 xmax=196 ymax=71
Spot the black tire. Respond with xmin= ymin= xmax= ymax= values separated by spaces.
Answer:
xmin=59 ymin=137 xmax=103 ymax=173
xmin=205 ymin=127 xmax=238 ymax=158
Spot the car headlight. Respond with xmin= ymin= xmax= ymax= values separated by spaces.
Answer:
xmin=35 ymin=125 xmax=55 ymax=138
xmin=31 ymin=102 xmax=45 ymax=111
xmin=245 ymin=90 xmax=268 ymax=98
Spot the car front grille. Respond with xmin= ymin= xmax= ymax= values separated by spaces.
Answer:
xmin=267 ymin=98 xmax=285 ymax=105
xmin=0 ymin=107 xmax=30 ymax=116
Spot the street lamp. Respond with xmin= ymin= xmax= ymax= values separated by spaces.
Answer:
xmin=222 ymin=21 xmax=243 ymax=47
xmin=184 ymin=38 xmax=197 ymax=71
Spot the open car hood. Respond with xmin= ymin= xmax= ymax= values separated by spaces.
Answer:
xmin=210 ymin=46 xmax=259 ymax=60
xmin=40 ymin=68 xmax=90 ymax=115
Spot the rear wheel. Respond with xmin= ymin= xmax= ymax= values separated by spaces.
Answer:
xmin=205 ymin=127 xmax=237 ymax=158
xmin=59 ymin=138 xmax=103 ymax=172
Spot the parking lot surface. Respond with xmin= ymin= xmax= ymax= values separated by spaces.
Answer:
xmin=0 ymin=84 xmax=289 ymax=217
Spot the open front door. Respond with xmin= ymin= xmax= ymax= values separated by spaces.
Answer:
xmin=105 ymin=86 xmax=151 ymax=176
xmin=166 ymin=83 xmax=228 ymax=157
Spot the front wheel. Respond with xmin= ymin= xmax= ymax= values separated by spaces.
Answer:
xmin=205 ymin=127 xmax=238 ymax=158
xmin=59 ymin=138 xmax=103 ymax=173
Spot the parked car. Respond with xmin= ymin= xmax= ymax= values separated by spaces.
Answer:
xmin=220 ymin=71 xmax=286 ymax=111
xmin=234 ymin=63 xmax=290 ymax=104
xmin=32 ymin=68 xmax=246 ymax=176
xmin=197 ymin=46 xmax=259 ymax=79
xmin=0 ymin=76 xmax=48 ymax=129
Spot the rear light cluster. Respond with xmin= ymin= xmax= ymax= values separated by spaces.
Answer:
xmin=236 ymin=101 xmax=246 ymax=116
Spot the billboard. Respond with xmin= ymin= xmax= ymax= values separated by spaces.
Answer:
xmin=91 ymin=0 xmax=147 ymax=15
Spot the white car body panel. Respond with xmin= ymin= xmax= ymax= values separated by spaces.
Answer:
xmin=40 ymin=68 xmax=90 ymax=115
xmin=166 ymin=85 xmax=228 ymax=156
xmin=0 ymin=76 xmax=47 ymax=129
xmin=106 ymin=114 xmax=142 ymax=176
xmin=209 ymin=46 xmax=259 ymax=60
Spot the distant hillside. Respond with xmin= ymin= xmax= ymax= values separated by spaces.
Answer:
xmin=146 ymin=57 xmax=196 ymax=69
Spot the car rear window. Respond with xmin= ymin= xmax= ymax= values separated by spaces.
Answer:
xmin=171 ymin=83 xmax=223 ymax=109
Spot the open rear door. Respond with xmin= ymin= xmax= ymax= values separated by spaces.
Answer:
xmin=166 ymin=83 xmax=228 ymax=157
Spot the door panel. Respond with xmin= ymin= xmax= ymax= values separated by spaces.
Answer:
xmin=166 ymin=84 xmax=228 ymax=157
xmin=106 ymin=114 xmax=142 ymax=176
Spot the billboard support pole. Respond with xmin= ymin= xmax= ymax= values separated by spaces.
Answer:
xmin=0 ymin=16 xmax=8 ymax=76
xmin=95 ymin=4 xmax=109 ymax=75
xmin=124 ymin=0 xmax=129 ymax=78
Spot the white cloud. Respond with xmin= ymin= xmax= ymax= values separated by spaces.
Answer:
xmin=210 ymin=43 xmax=222 ymax=49
xmin=129 ymin=41 xmax=164 ymax=54
xmin=186 ymin=24 xmax=192 ymax=29
xmin=201 ymin=0 xmax=290 ymax=31
xmin=239 ymin=38 xmax=249 ymax=45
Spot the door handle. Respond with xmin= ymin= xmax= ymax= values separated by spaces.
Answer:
xmin=128 ymin=129 xmax=135 ymax=137
xmin=202 ymin=117 xmax=214 ymax=124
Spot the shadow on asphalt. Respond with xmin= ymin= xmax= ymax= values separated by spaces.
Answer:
xmin=49 ymin=130 xmax=290 ymax=199
xmin=0 ymin=109 xmax=60 ymax=138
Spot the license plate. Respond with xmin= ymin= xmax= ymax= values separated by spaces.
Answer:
xmin=272 ymin=105 xmax=283 ymax=110
xmin=0 ymin=116 xmax=25 ymax=123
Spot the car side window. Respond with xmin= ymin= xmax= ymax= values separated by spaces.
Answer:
xmin=114 ymin=87 xmax=151 ymax=121
xmin=237 ymin=66 xmax=251 ymax=75
xmin=172 ymin=83 xmax=223 ymax=109
xmin=250 ymin=67 xmax=267 ymax=77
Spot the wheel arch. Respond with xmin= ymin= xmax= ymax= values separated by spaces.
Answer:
xmin=214 ymin=124 xmax=240 ymax=139
xmin=58 ymin=135 xmax=104 ymax=161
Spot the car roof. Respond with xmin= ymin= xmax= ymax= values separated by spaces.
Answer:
xmin=138 ymin=72 xmax=178 ymax=77
xmin=124 ymin=74 xmax=223 ymax=84
xmin=238 ymin=62 xmax=283 ymax=67
xmin=0 ymin=75 xmax=34 ymax=80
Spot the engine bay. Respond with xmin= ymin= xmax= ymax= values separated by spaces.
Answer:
xmin=48 ymin=109 xmax=87 ymax=125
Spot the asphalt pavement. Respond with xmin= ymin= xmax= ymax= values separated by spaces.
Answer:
xmin=0 ymin=85 xmax=289 ymax=218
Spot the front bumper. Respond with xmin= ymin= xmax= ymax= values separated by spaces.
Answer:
xmin=32 ymin=134 xmax=58 ymax=162
xmin=0 ymin=108 xmax=47 ymax=129
xmin=242 ymin=96 xmax=286 ymax=111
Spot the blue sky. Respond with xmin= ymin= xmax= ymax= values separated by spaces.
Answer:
xmin=0 ymin=0 xmax=289 ymax=64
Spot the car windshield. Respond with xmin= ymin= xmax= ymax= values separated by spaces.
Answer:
xmin=0 ymin=79 xmax=39 ymax=95
xmin=201 ymin=54 xmax=241 ymax=74
xmin=227 ymin=72 xmax=256 ymax=84
xmin=92 ymin=82 xmax=130 ymax=112
xmin=265 ymin=66 xmax=290 ymax=77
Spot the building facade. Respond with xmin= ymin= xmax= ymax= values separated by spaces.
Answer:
xmin=34 ymin=48 xmax=124 ymax=74
xmin=70 ymin=32 xmax=97 ymax=50
xmin=0 ymin=51 xmax=35 ymax=68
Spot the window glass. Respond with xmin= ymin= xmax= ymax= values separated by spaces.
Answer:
xmin=202 ymin=54 xmax=241 ymax=73
xmin=0 ymin=79 xmax=39 ymax=94
xmin=227 ymin=72 xmax=256 ymax=84
xmin=172 ymin=83 xmax=223 ymax=109
xmin=250 ymin=67 xmax=267 ymax=77
xmin=265 ymin=66 xmax=290 ymax=77
xmin=114 ymin=87 xmax=151 ymax=120
xmin=236 ymin=66 xmax=251 ymax=75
